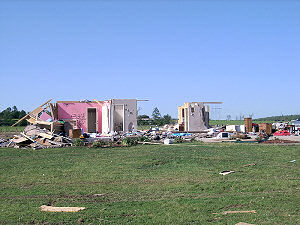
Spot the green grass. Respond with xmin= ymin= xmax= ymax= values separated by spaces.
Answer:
xmin=0 ymin=143 xmax=299 ymax=224
xmin=0 ymin=126 xmax=25 ymax=133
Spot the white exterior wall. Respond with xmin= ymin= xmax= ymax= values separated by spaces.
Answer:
xmin=101 ymin=103 xmax=109 ymax=134
xmin=110 ymin=99 xmax=137 ymax=133
xmin=184 ymin=102 xmax=208 ymax=131
xmin=240 ymin=125 xmax=246 ymax=133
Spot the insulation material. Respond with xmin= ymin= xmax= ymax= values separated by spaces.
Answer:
xmin=40 ymin=112 xmax=53 ymax=122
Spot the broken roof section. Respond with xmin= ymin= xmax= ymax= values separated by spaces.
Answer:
xmin=11 ymin=99 xmax=58 ymax=131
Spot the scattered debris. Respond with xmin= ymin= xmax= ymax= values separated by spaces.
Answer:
xmin=219 ymin=171 xmax=235 ymax=176
xmin=93 ymin=194 xmax=105 ymax=197
xmin=163 ymin=139 xmax=173 ymax=145
xmin=77 ymin=218 xmax=84 ymax=223
xmin=213 ymin=210 xmax=256 ymax=215
xmin=216 ymin=132 xmax=231 ymax=139
xmin=289 ymin=160 xmax=296 ymax=163
xmin=40 ymin=205 xmax=85 ymax=212
xmin=242 ymin=163 xmax=256 ymax=167
xmin=3 ymin=100 xmax=299 ymax=149
xmin=1 ymin=125 xmax=72 ymax=149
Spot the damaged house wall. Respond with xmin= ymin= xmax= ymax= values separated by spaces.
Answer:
xmin=178 ymin=102 xmax=210 ymax=131
xmin=57 ymin=101 xmax=103 ymax=133
xmin=56 ymin=99 xmax=138 ymax=134
xmin=109 ymin=99 xmax=138 ymax=133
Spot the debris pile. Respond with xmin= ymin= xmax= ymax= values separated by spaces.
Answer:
xmin=0 ymin=125 xmax=72 ymax=149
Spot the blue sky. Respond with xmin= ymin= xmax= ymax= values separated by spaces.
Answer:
xmin=0 ymin=0 xmax=299 ymax=119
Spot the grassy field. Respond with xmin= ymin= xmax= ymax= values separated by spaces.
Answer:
xmin=0 ymin=143 xmax=299 ymax=224
xmin=0 ymin=126 xmax=25 ymax=132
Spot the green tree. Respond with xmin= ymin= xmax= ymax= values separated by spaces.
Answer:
xmin=0 ymin=106 xmax=28 ymax=126
xmin=163 ymin=114 xmax=172 ymax=124
xmin=152 ymin=107 xmax=161 ymax=120
xmin=137 ymin=114 xmax=151 ymax=126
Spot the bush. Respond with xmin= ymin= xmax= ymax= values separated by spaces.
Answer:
xmin=73 ymin=138 xmax=84 ymax=146
xmin=122 ymin=137 xmax=138 ymax=147
xmin=255 ymin=136 xmax=263 ymax=142
xmin=174 ymin=137 xmax=184 ymax=143
xmin=137 ymin=136 xmax=150 ymax=142
xmin=190 ymin=137 xmax=196 ymax=142
xmin=92 ymin=140 xmax=106 ymax=148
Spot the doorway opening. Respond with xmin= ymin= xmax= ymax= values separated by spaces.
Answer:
xmin=113 ymin=105 xmax=124 ymax=132
xmin=87 ymin=108 xmax=97 ymax=133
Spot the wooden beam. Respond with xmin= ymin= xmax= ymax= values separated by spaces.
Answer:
xmin=20 ymin=132 xmax=35 ymax=142
xmin=11 ymin=114 xmax=30 ymax=127
xmin=40 ymin=205 xmax=85 ymax=212
xmin=94 ymin=99 xmax=103 ymax=106
xmin=56 ymin=101 xmax=98 ymax=103
xmin=11 ymin=99 xmax=53 ymax=127
xmin=186 ymin=102 xmax=223 ymax=104
xmin=49 ymin=103 xmax=55 ymax=119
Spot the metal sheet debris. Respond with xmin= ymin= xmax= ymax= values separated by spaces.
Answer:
xmin=219 ymin=171 xmax=235 ymax=176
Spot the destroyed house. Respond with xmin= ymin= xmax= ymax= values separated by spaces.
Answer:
xmin=56 ymin=99 xmax=138 ymax=133
xmin=12 ymin=99 xmax=139 ymax=134
xmin=178 ymin=102 xmax=222 ymax=131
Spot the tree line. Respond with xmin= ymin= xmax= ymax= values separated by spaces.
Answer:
xmin=255 ymin=114 xmax=300 ymax=121
xmin=0 ymin=106 xmax=27 ymax=126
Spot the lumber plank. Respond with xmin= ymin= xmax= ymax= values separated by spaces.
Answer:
xmin=20 ymin=133 xmax=35 ymax=142
xmin=40 ymin=205 xmax=85 ymax=212
xmin=39 ymin=133 xmax=54 ymax=139
xmin=11 ymin=99 xmax=52 ymax=127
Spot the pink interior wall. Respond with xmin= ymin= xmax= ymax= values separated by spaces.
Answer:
xmin=40 ymin=112 xmax=52 ymax=121
xmin=57 ymin=102 xmax=103 ymax=133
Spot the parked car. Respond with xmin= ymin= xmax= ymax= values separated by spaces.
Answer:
xmin=273 ymin=130 xmax=290 ymax=136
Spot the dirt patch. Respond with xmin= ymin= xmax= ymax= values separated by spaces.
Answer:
xmin=225 ymin=204 xmax=245 ymax=210
xmin=262 ymin=139 xmax=299 ymax=144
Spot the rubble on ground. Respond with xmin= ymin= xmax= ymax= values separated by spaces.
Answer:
xmin=0 ymin=125 xmax=72 ymax=149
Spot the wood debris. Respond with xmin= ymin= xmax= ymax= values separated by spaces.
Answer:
xmin=40 ymin=205 xmax=85 ymax=212
xmin=213 ymin=210 xmax=256 ymax=215
xmin=1 ymin=125 xmax=72 ymax=149
xmin=242 ymin=163 xmax=256 ymax=167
